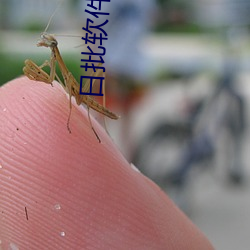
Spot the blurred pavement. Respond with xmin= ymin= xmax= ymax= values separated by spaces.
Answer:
xmin=140 ymin=35 xmax=250 ymax=250
xmin=192 ymin=176 xmax=250 ymax=250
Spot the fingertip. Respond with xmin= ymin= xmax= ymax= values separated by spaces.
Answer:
xmin=0 ymin=76 xmax=135 ymax=248
xmin=0 ymin=77 xmax=213 ymax=249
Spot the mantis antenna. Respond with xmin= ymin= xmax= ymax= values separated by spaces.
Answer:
xmin=44 ymin=0 xmax=64 ymax=33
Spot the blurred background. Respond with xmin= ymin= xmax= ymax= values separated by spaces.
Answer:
xmin=1 ymin=0 xmax=250 ymax=249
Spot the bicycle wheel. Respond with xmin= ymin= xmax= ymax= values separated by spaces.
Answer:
xmin=132 ymin=122 xmax=192 ymax=189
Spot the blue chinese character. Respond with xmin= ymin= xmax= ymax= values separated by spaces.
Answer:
xmin=82 ymin=18 xmax=108 ymax=36
xmin=80 ymin=75 xmax=104 ymax=96
xmin=81 ymin=46 xmax=106 ymax=63
xmin=85 ymin=9 xmax=110 ymax=19
xmin=86 ymin=0 xmax=110 ymax=11
xmin=82 ymin=32 xmax=107 ymax=45
xmin=80 ymin=62 xmax=105 ymax=72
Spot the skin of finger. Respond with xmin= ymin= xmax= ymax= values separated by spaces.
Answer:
xmin=0 ymin=77 xmax=214 ymax=250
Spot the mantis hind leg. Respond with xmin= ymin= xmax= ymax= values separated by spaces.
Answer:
xmin=87 ymin=105 xmax=101 ymax=143
xmin=102 ymin=77 xmax=111 ymax=137
xmin=65 ymin=72 xmax=101 ymax=142
xmin=66 ymin=84 xmax=73 ymax=134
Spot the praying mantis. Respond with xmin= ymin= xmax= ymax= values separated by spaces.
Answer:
xmin=23 ymin=30 xmax=118 ymax=142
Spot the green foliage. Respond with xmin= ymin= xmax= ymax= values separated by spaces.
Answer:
xmin=154 ymin=23 xmax=202 ymax=33
xmin=0 ymin=54 xmax=23 ymax=86
xmin=0 ymin=53 xmax=81 ymax=87
xmin=23 ymin=21 xmax=44 ymax=32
